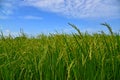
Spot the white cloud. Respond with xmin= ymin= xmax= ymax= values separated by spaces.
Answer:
xmin=23 ymin=0 xmax=120 ymax=18
xmin=0 ymin=0 xmax=14 ymax=15
xmin=0 ymin=16 xmax=9 ymax=19
xmin=0 ymin=0 xmax=120 ymax=19
xmin=5 ymin=29 xmax=11 ymax=34
xmin=19 ymin=15 xmax=42 ymax=20
xmin=0 ymin=29 xmax=19 ymax=37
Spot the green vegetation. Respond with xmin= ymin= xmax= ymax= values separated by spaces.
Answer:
xmin=0 ymin=23 xmax=120 ymax=80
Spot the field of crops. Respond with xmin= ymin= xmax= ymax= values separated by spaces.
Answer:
xmin=0 ymin=23 xmax=120 ymax=80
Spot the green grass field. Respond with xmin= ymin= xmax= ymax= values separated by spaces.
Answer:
xmin=0 ymin=23 xmax=120 ymax=80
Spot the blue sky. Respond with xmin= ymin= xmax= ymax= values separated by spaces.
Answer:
xmin=0 ymin=0 xmax=120 ymax=36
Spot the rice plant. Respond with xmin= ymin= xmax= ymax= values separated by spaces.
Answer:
xmin=0 ymin=23 xmax=120 ymax=80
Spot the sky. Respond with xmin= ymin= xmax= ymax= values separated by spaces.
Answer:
xmin=0 ymin=0 xmax=120 ymax=36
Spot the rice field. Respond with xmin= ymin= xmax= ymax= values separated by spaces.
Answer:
xmin=0 ymin=23 xmax=120 ymax=80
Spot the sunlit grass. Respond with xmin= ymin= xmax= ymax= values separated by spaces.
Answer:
xmin=0 ymin=23 xmax=120 ymax=80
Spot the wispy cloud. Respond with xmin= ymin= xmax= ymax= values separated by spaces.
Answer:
xmin=0 ymin=0 xmax=120 ymax=19
xmin=23 ymin=0 xmax=120 ymax=18
xmin=1 ymin=29 xmax=19 ymax=36
xmin=21 ymin=15 xmax=42 ymax=20
xmin=0 ymin=25 xmax=16 ymax=36
xmin=0 ymin=0 xmax=14 ymax=15
xmin=0 ymin=16 xmax=9 ymax=19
